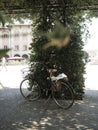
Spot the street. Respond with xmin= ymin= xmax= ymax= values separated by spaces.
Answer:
xmin=85 ymin=64 xmax=98 ymax=90
xmin=0 ymin=64 xmax=98 ymax=130
xmin=0 ymin=65 xmax=28 ymax=89
xmin=0 ymin=64 xmax=98 ymax=90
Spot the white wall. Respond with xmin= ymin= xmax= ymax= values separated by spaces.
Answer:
xmin=0 ymin=24 xmax=32 ymax=58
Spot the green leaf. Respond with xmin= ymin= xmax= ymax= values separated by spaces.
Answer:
xmin=0 ymin=13 xmax=5 ymax=26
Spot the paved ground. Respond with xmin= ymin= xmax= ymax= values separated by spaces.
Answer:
xmin=0 ymin=64 xmax=98 ymax=130
xmin=85 ymin=64 xmax=98 ymax=90
xmin=0 ymin=65 xmax=28 ymax=88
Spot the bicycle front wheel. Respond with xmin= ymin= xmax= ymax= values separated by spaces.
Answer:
xmin=53 ymin=81 xmax=74 ymax=109
xmin=20 ymin=78 xmax=41 ymax=101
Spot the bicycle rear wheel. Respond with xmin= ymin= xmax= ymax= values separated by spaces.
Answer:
xmin=53 ymin=81 xmax=74 ymax=109
xmin=20 ymin=78 xmax=41 ymax=101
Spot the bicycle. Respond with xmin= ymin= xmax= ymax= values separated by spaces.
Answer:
xmin=20 ymin=65 xmax=74 ymax=109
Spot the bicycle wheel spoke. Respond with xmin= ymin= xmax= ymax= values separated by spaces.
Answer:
xmin=20 ymin=79 xmax=41 ymax=101
xmin=53 ymin=82 xmax=74 ymax=109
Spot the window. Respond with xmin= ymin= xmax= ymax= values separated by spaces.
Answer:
xmin=2 ymin=34 xmax=9 ymax=38
xmin=14 ymin=34 xmax=19 ymax=37
xmin=22 ymin=33 xmax=28 ymax=37
xmin=14 ymin=45 xmax=19 ymax=51
xmin=22 ymin=33 xmax=28 ymax=41
xmin=4 ymin=45 xmax=8 ymax=49
xmin=23 ymin=45 xmax=27 ymax=51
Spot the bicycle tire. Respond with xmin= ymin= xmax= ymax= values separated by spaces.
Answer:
xmin=20 ymin=78 xmax=41 ymax=101
xmin=53 ymin=81 xmax=74 ymax=109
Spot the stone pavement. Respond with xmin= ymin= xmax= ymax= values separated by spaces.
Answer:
xmin=0 ymin=65 xmax=98 ymax=130
xmin=0 ymin=88 xmax=98 ymax=130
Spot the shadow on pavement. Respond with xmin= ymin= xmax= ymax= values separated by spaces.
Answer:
xmin=0 ymin=88 xmax=98 ymax=130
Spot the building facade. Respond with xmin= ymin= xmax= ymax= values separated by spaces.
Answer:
xmin=0 ymin=24 xmax=32 ymax=58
